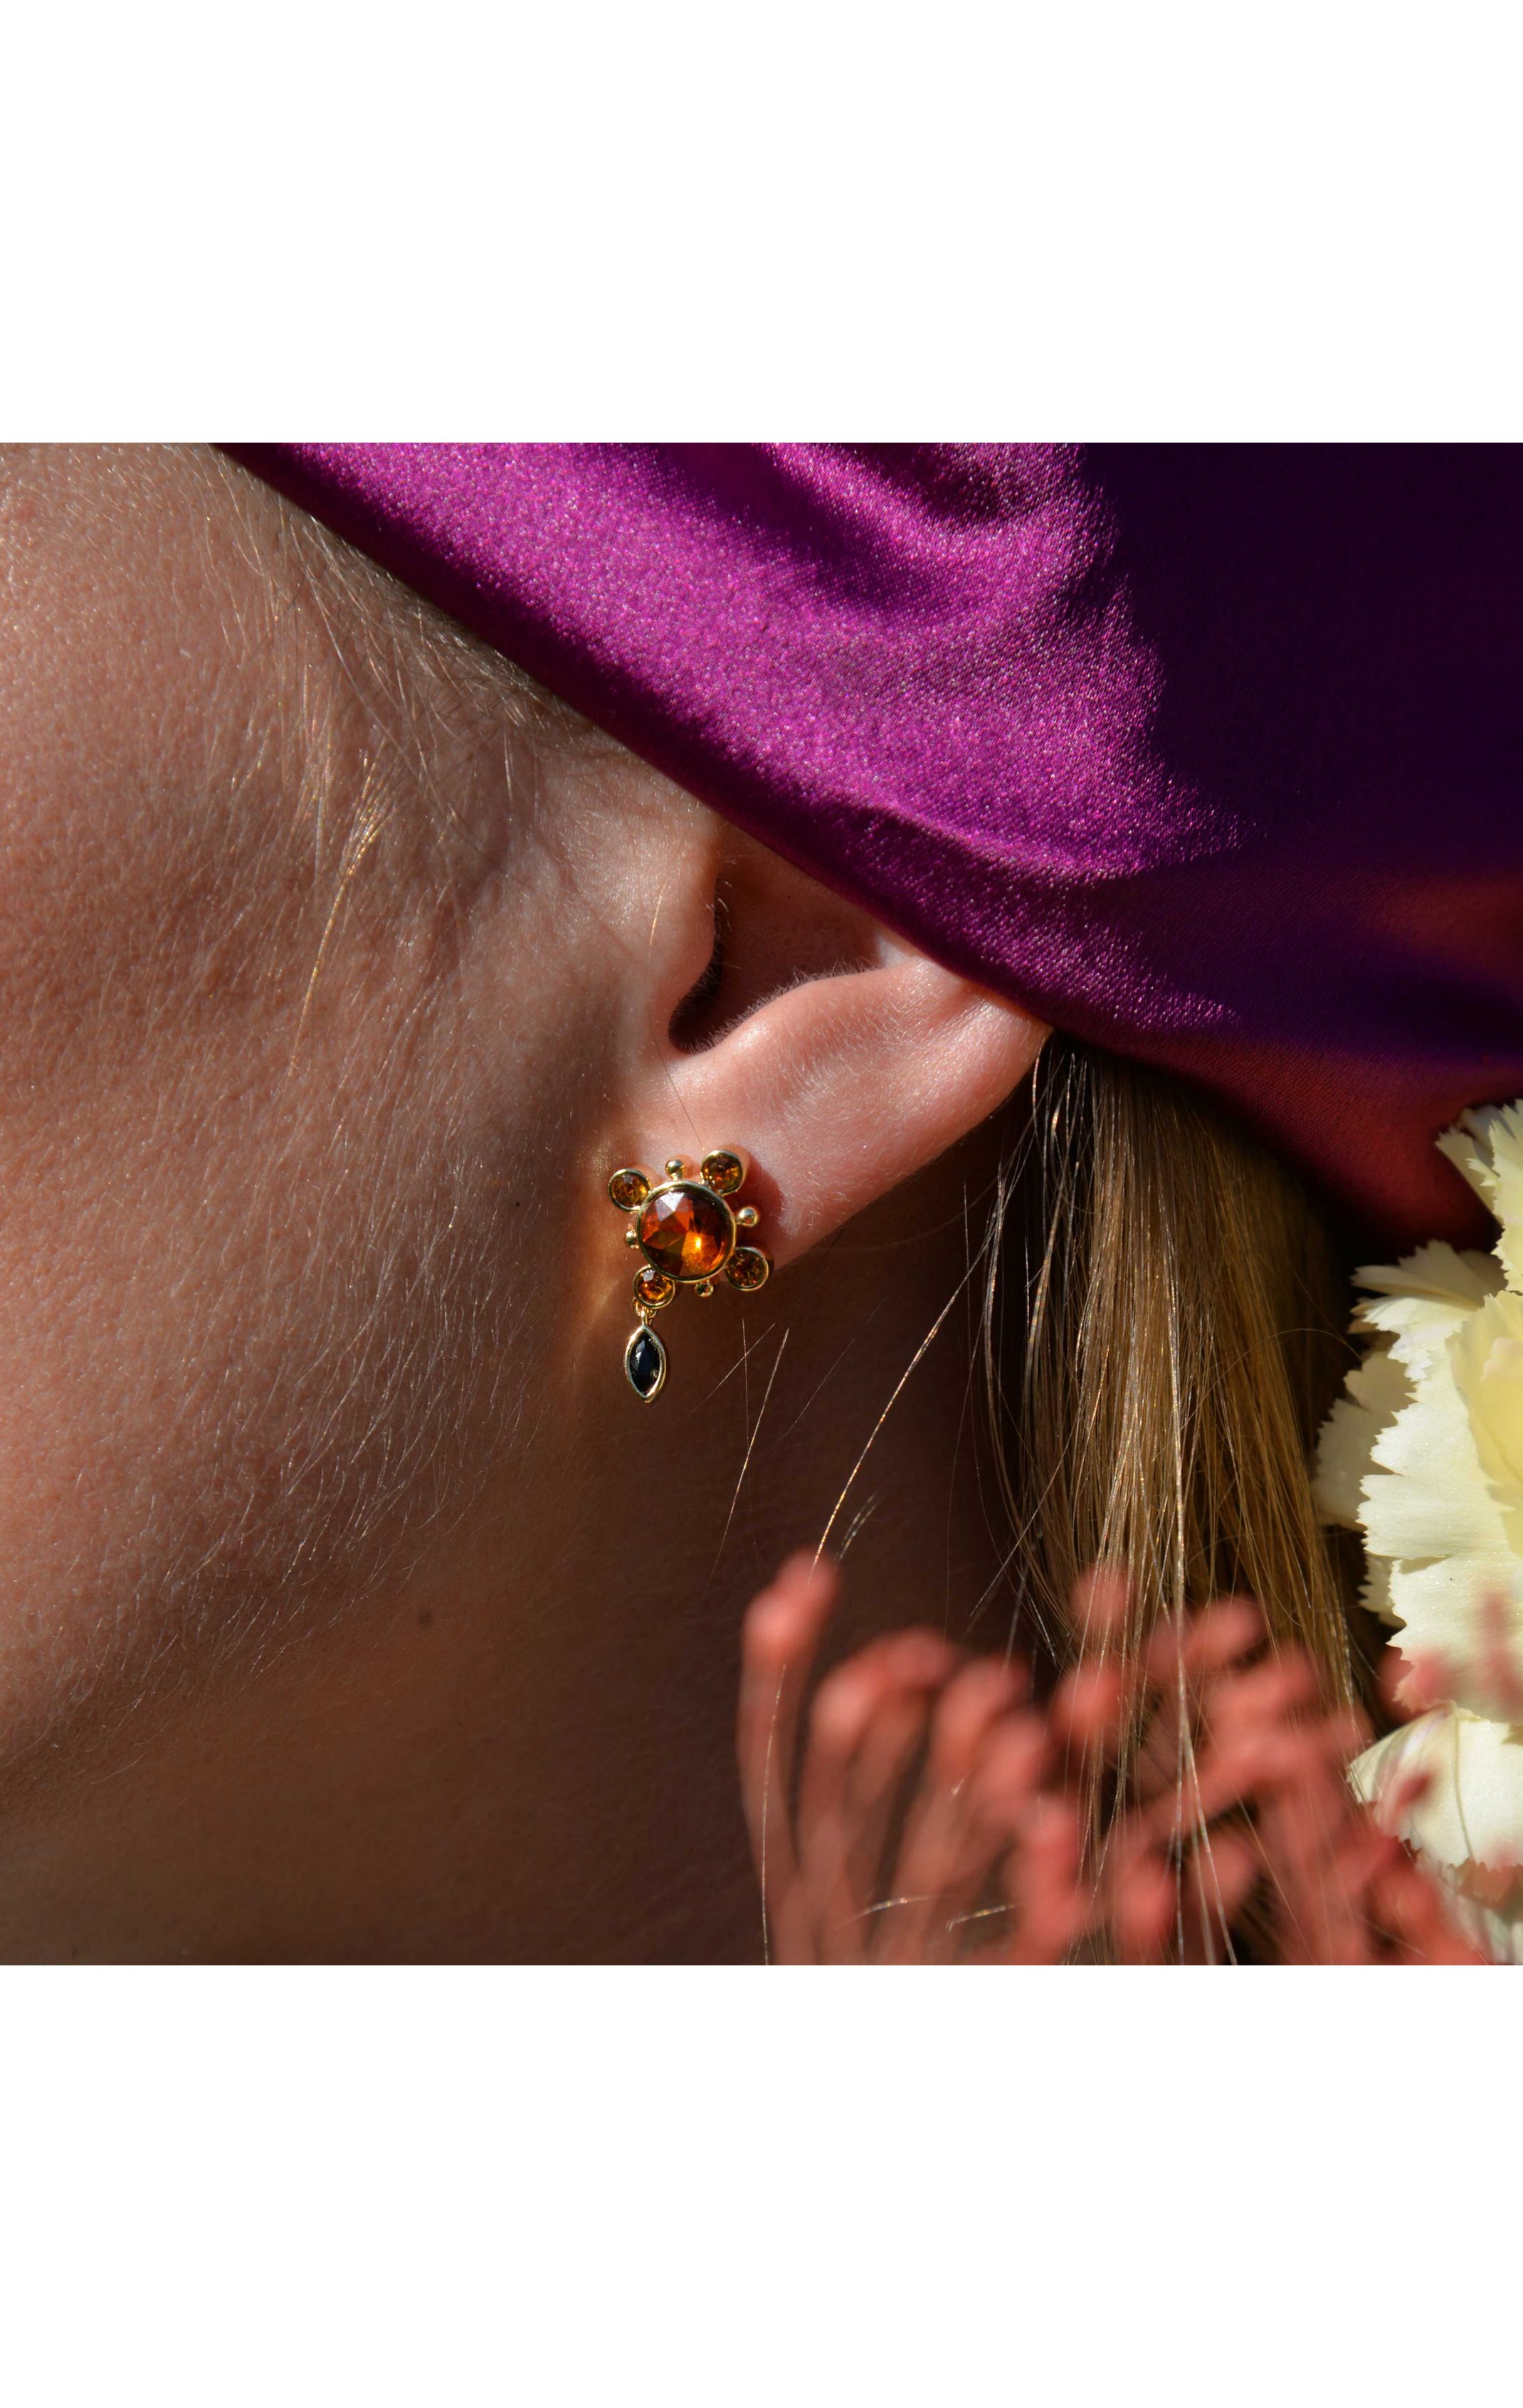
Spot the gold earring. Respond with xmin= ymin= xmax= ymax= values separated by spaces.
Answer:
xmin=606 ymin=1148 xmax=771 ymax=1401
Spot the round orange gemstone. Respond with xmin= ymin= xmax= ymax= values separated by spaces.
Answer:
xmin=636 ymin=1181 xmax=735 ymax=1282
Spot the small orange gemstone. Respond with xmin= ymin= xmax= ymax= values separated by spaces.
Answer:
xmin=634 ymin=1264 xmax=677 ymax=1310
xmin=700 ymin=1148 xmax=746 ymax=1196
xmin=724 ymin=1245 xmax=770 ymax=1292
xmin=608 ymin=1167 xmax=650 ymax=1210
xmin=637 ymin=1181 xmax=735 ymax=1281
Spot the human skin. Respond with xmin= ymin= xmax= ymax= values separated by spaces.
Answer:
xmin=0 ymin=446 xmax=1042 ymax=1960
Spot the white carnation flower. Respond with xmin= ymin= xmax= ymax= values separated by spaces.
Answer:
xmin=1348 ymin=1710 xmax=1523 ymax=1962
xmin=1314 ymin=1102 xmax=1523 ymax=1959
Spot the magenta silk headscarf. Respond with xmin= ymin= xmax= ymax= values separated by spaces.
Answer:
xmin=227 ymin=443 xmax=1523 ymax=1248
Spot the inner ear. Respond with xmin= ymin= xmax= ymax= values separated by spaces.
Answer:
xmin=667 ymin=838 xmax=884 ymax=1056
xmin=667 ymin=883 xmax=729 ymax=1053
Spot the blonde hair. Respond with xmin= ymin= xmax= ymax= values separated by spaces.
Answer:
xmin=984 ymin=1036 xmax=1364 ymax=1725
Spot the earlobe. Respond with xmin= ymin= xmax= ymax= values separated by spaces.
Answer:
xmin=647 ymin=943 xmax=1048 ymax=1265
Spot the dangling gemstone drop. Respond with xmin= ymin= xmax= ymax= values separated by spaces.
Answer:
xmin=625 ymin=1324 xmax=668 ymax=1402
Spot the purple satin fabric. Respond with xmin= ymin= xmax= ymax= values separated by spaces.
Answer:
xmin=226 ymin=443 xmax=1523 ymax=1247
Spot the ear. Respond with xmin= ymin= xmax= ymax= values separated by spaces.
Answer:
xmin=625 ymin=831 xmax=1048 ymax=1265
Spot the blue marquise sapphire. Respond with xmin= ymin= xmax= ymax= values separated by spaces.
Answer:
xmin=625 ymin=1326 xmax=667 ymax=1402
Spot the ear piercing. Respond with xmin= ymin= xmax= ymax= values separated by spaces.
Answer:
xmin=606 ymin=1148 xmax=771 ymax=1401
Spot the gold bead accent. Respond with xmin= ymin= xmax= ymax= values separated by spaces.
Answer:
xmin=737 ymin=1205 xmax=759 ymax=1227
xmin=665 ymin=1158 xmax=686 ymax=1180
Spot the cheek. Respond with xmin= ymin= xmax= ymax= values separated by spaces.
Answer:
xmin=0 ymin=460 xmax=618 ymax=1763
xmin=0 ymin=881 xmax=611 ymax=1765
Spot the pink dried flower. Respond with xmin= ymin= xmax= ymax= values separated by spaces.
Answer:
xmin=737 ymin=1553 xmax=1486 ymax=1965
